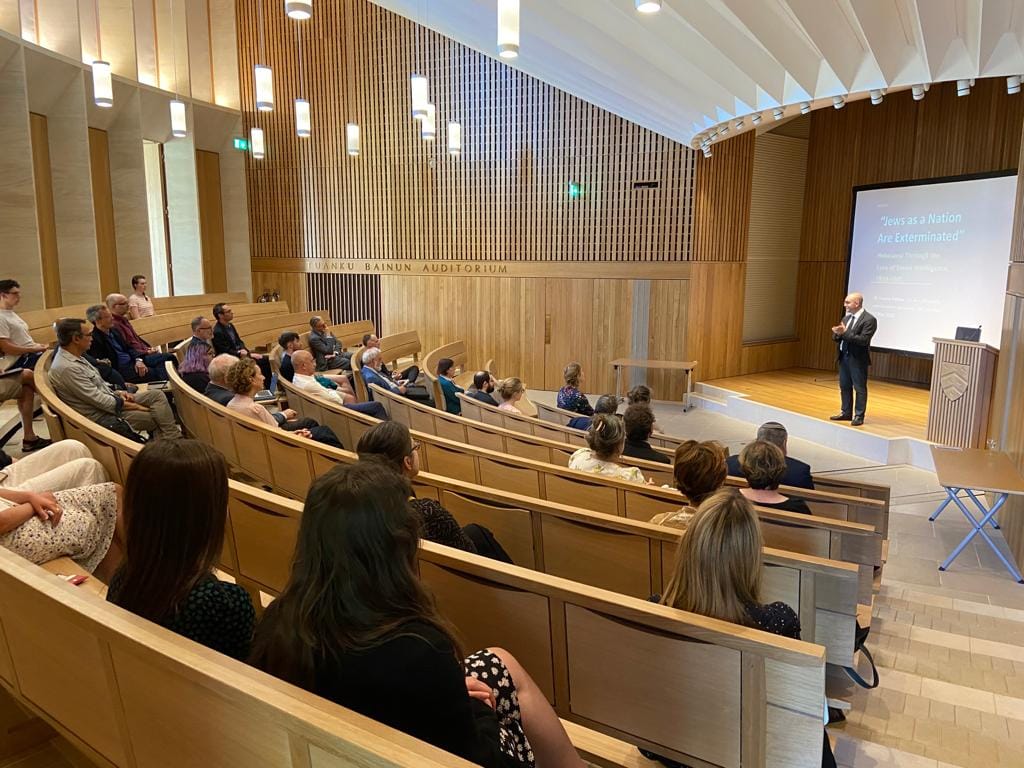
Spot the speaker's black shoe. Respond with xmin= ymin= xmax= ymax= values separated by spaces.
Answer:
xmin=851 ymin=417 xmax=864 ymax=426
xmin=830 ymin=413 xmax=852 ymax=421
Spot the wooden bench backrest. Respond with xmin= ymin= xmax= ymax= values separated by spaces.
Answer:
xmin=460 ymin=393 xmax=588 ymax=444
xmin=534 ymin=399 xmax=682 ymax=450
xmin=225 ymin=486 xmax=826 ymax=768
xmin=0 ymin=547 xmax=476 ymax=768
xmin=151 ymin=291 xmax=247 ymax=313
xmin=131 ymin=303 xmax=287 ymax=348
xmin=379 ymin=330 xmax=422 ymax=367
xmin=230 ymin=311 xmax=332 ymax=352
xmin=331 ymin=320 xmax=376 ymax=349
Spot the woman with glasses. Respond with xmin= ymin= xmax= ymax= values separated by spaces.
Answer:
xmin=356 ymin=422 xmax=512 ymax=563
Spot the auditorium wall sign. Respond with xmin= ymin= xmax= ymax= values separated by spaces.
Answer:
xmin=251 ymin=258 xmax=693 ymax=280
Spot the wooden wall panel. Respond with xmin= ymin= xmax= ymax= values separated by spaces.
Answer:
xmin=692 ymin=131 xmax=754 ymax=262
xmin=88 ymin=127 xmax=119 ymax=297
xmin=238 ymin=0 xmax=695 ymax=268
xmin=797 ymin=79 xmax=1024 ymax=381
xmin=196 ymin=149 xmax=227 ymax=293
xmin=251 ymin=271 xmax=307 ymax=314
xmin=647 ymin=279 xmax=690 ymax=398
xmin=29 ymin=113 xmax=60 ymax=307
xmin=685 ymin=262 xmax=746 ymax=380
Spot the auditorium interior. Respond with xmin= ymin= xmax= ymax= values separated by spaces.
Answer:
xmin=3 ymin=1 xmax=1024 ymax=767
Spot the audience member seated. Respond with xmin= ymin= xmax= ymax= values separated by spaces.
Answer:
xmin=224 ymin=357 xmax=343 ymax=448
xmin=567 ymin=393 xmax=618 ymax=431
xmin=355 ymin=422 xmax=511 ymax=562
xmin=249 ymin=462 xmax=582 ymax=768
xmin=0 ymin=279 xmax=53 ymax=452
xmin=105 ymin=293 xmax=177 ymax=372
xmin=627 ymin=384 xmax=652 ymax=405
xmin=127 ymin=274 xmax=155 ymax=319
xmin=437 ymin=358 xmax=464 ymax=415
xmin=204 ymin=354 xmax=238 ymax=407
xmin=496 ymin=377 xmax=526 ymax=414
xmin=466 ymin=370 xmax=498 ymax=407
xmin=0 ymin=439 xmax=108 ymax=493
xmin=557 ymin=361 xmax=593 ymax=416
xmin=0 ymin=470 xmax=123 ymax=582
xmin=87 ymin=305 xmax=167 ymax=384
xmin=654 ymin=489 xmax=835 ymax=768
xmin=107 ymin=440 xmax=254 ymax=660
xmin=622 ymin=404 xmax=670 ymax=465
xmin=737 ymin=441 xmax=812 ymax=515
xmin=179 ymin=317 xmax=215 ymax=392
xmin=649 ymin=439 xmax=728 ymax=529
xmin=290 ymin=350 xmax=387 ymax=420
xmin=211 ymin=303 xmax=272 ymax=381
xmin=277 ymin=331 xmax=300 ymax=382
xmin=308 ymin=316 xmax=345 ymax=372
xmin=568 ymin=414 xmax=647 ymax=484
xmin=85 ymin=351 xmax=133 ymax=392
xmin=726 ymin=421 xmax=814 ymax=490
xmin=363 ymin=333 xmax=419 ymax=383
xmin=51 ymin=319 xmax=181 ymax=441
xmin=361 ymin=348 xmax=432 ymax=403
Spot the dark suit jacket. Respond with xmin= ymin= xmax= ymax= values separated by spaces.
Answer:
xmin=213 ymin=322 xmax=247 ymax=356
xmin=467 ymin=389 xmax=499 ymax=407
xmin=280 ymin=353 xmax=295 ymax=382
xmin=89 ymin=328 xmax=140 ymax=371
xmin=727 ymin=454 xmax=815 ymax=490
xmin=204 ymin=382 xmax=234 ymax=407
xmin=622 ymin=439 xmax=671 ymax=465
xmin=833 ymin=310 xmax=877 ymax=365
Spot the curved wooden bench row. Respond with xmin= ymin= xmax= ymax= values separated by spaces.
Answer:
xmin=229 ymin=494 xmax=827 ymax=768
xmin=535 ymin=398 xmax=683 ymax=451
xmin=0 ymin=546 xmax=477 ymax=768
xmin=151 ymin=291 xmax=248 ymax=314
xmin=171 ymin=363 xmax=879 ymax=605
xmin=131 ymin=302 xmax=286 ymax=348
xmin=34 ymin=357 xmax=829 ymax=766
xmin=369 ymin=379 xmax=888 ymax=535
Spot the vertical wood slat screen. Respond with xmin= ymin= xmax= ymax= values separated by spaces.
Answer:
xmin=742 ymin=133 xmax=808 ymax=342
xmin=236 ymin=0 xmax=695 ymax=265
xmin=307 ymin=273 xmax=383 ymax=334
xmin=691 ymin=132 xmax=755 ymax=262
xmin=796 ymin=79 xmax=1024 ymax=379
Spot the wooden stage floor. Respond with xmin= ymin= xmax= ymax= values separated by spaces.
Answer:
xmin=704 ymin=367 xmax=931 ymax=440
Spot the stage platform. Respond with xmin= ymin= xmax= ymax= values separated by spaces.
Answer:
xmin=698 ymin=367 xmax=935 ymax=469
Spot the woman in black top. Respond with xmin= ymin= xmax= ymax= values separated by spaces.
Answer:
xmin=107 ymin=440 xmax=254 ymax=660
xmin=355 ymin=421 xmax=513 ymax=563
xmin=654 ymin=489 xmax=835 ymax=768
xmin=736 ymin=440 xmax=813 ymax=515
xmin=249 ymin=463 xmax=582 ymax=768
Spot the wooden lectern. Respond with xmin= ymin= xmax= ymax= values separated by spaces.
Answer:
xmin=927 ymin=338 xmax=998 ymax=448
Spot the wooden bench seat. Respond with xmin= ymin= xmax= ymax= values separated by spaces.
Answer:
xmin=224 ymin=310 xmax=332 ymax=353
xmin=0 ymin=547 xmax=479 ymax=768
xmin=536 ymin=398 xmax=683 ymax=450
xmin=131 ymin=302 xmax=287 ymax=349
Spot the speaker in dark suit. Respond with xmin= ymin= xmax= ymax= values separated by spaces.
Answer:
xmin=830 ymin=292 xmax=877 ymax=426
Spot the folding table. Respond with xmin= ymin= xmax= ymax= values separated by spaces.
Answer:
xmin=929 ymin=446 xmax=1024 ymax=583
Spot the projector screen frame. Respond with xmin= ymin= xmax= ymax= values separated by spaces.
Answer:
xmin=844 ymin=168 xmax=1017 ymax=360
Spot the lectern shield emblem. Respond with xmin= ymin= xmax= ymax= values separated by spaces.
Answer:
xmin=939 ymin=362 xmax=970 ymax=402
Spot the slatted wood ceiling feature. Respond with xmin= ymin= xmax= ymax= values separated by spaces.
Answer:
xmin=237 ymin=0 xmax=695 ymax=266
xmin=796 ymin=79 xmax=1024 ymax=382
xmin=742 ymin=133 xmax=808 ymax=342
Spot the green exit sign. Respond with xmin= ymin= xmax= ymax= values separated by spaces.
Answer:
xmin=233 ymin=137 xmax=250 ymax=151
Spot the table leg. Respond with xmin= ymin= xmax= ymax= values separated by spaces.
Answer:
xmin=615 ymin=365 xmax=621 ymax=400
xmin=938 ymin=492 xmax=1023 ymax=583
xmin=966 ymin=489 xmax=1001 ymax=530
xmin=928 ymin=487 xmax=961 ymax=521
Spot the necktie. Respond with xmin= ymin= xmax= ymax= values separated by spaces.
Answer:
xmin=841 ymin=314 xmax=854 ymax=352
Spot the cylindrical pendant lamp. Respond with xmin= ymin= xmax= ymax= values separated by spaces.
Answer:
xmin=497 ymin=0 xmax=519 ymax=59
xmin=285 ymin=0 xmax=312 ymax=20
xmin=295 ymin=99 xmax=311 ymax=137
xmin=254 ymin=65 xmax=275 ymax=111
xmin=421 ymin=104 xmax=436 ymax=140
xmin=251 ymin=127 xmax=266 ymax=159
xmin=346 ymin=123 xmax=360 ymax=156
xmin=411 ymin=74 xmax=429 ymax=120
xmin=92 ymin=60 xmax=113 ymax=108
xmin=169 ymin=100 xmax=187 ymax=138
xmin=447 ymin=122 xmax=462 ymax=155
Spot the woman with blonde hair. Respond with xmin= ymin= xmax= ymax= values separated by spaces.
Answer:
xmin=567 ymin=414 xmax=646 ymax=484
xmin=496 ymin=377 xmax=526 ymax=414
xmin=557 ymin=362 xmax=593 ymax=415
xmin=649 ymin=440 xmax=727 ymax=529
xmin=655 ymin=489 xmax=836 ymax=768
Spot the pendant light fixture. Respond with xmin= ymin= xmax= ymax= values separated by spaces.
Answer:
xmin=168 ymin=0 xmax=186 ymax=137
xmin=411 ymin=74 xmax=429 ymax=120
xmin=421 ymin=103 xmax=436 ymax=140
xmin=254 ymin=0 xmax=274 ymax=111
xmin=497 ymin=0 xmax=519 ymax=59
xmin=285 ymin=0 xmax=312 ymax=20
xmin=251 ymin=127 xmax=266 ymax=159
xmin=447 ymin=121 xmax=462 ymax=155
xmin=346 ymin=123 xmax=360 ymax=156
xmin=91 ymin=1 xmax=112 ymax=107
xmin=294 ymin=24 xmax=310 ymax=136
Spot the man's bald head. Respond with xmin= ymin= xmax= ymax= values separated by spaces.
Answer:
xmin=209 ymin=353 xmax=238 ymax=385
xmin=844 ymin=292 xmax=864 ymax=312
xmin=292 ymin=349 xmax=316 ymax=374
xmin=105 ymin=293 xmax=130 ymax=317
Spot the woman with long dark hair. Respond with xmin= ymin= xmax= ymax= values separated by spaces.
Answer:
xmin=250 ymin=462 xmax=581 ymax=768
xmin=107 ymin=439 xmax=254 ymax=660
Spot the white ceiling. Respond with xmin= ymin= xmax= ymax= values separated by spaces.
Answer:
xmin=369 ymin=0 xmax=1024 ymax=146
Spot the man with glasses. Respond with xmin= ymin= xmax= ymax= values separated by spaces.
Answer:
xmin=0 ymin=279 xmax=52 ymax=452
xmin=105 ymin=293 xmax=177 ymax=373
xmin=49 ymin=318 xmax=180 ymax=441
